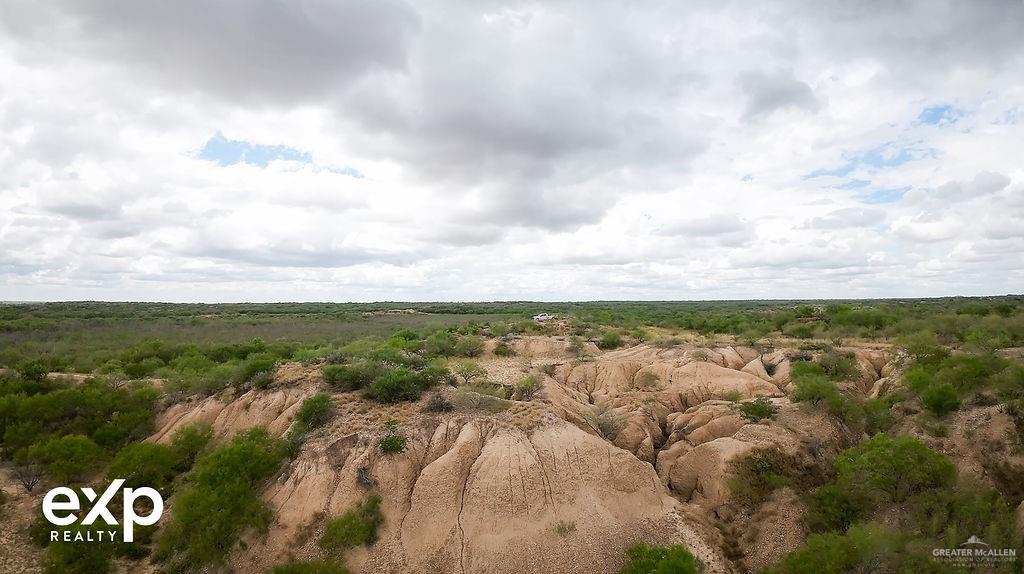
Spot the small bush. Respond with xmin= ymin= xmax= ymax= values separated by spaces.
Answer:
xmin=620 ymin=544 xmax=700 ymax=574
xmin=107 ymin=442 xmax=178 ymax=494
xmin=454 ymin=360 xmax=487 ymax=385
xmin=322 ymin=363 xmax=376 ymax=391
xmin=240 ymin=352 xmax=277 ymax=382
xmin=739 ymin=396 xmax=777 ymax=422
xmin=493 ymin=342 xmax=515 ymax=357
xmin=540 ymin=363 xmax=557 ymax=377
xmin=452 ymin=386 xmax=511 ymax=413
xmin=921 ymin=382 xmax=960 ymax=417
xmin=598 ymin=331 xmax=624 ymax=350
xmin=296 ymin=393 xmax=334 ymax=429
xmin=554 ymin=520 xmax=576 ymax=537
xmin=364 ymin=368 xmax=422 ymax=403
xmin=422 ymin=391 xmax=451 ymax=411
xmin=636 ymin=371 xmax=660 ymax=388
xmin=29 ymin=435 xmax=104 ymax=483
xmin=155 ymin=428 xmax=287 ymax=571
xmin=818 ymin=351 xmax=859 ymax=381
xmin=250 ymin=371 xmax=273 ymax=390
xmin=320 ymin=494 xmax=383 ymax=554
xmin=453 ymin=336 xmax=485 ymax=357
xmin=378 ymin=421 xmax=407 ymax=455
xmin=591 ymin=410 xmax=620 ymax=439
xmin=834 ymin=434 xmax=955 ymax=503
xmin=272 ymin=560 xmax=349 ymax=574
xmin=513 ymin=375 xmax=542 ymax=401
xmin=18 ymin=359 xmax=49 ymax=382
xmin=806 ymin=483 xmax=868 ymax=532
xmin=722 ymin=390 xmax=742 ymax=402
xmin=169 ymin=422 xmax=212 ymax=472
xmin=767 ymin=523 xmax=903 ymax=574
xmin=729 ymin=449 xmax=796 ymax=509
xmin=791 ymin=374 xmax=842 ymax=405
xmin=567 ymin=337 xmax=588 ymax=359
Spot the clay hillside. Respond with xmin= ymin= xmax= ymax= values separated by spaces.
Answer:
xmin=5 ymin=322 xmax=1023 ymax=574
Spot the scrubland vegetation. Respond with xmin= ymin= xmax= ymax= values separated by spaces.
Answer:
xmin=1 ymin=298 xmax=1023 ymax=573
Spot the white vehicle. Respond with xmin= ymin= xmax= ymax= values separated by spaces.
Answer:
xmin=532 ymin=313 xmax=554 ymax=321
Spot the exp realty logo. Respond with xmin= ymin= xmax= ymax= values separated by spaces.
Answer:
xmin=932 ymin=535 xmax=1018 ymax=566
xmin=42 ymin=479 xmax=163 ymax=543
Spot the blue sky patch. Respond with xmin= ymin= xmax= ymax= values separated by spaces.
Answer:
xmin=860 ymin=187 xmax=910 ymax=204
xmin=803 ymin=142 xmax=937 ymax=187
xmin=197 ymin=132 xmax=364 ymax=177
xmin=917 ymin=104 xmax=961 ymax=125
xmin=198 ymin=132 xmax=311 ymax=167
xmin=836 ymin=179 xmax=870 ymax=190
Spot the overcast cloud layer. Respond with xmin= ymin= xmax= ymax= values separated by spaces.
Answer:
xmin=1 ymin=0 xmax=1022 ymax=302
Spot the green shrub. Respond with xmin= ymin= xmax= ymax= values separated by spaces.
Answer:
xmin=790 ymin=360 xmax=823 ymax=379
xmin=493 ymin=342 xmax=515 ymax=357
xmin=791 ymin=374 xmax=841 ymax=405
xmin=18 ymin=359 xmax=49 ymax=382
xmin=739 ymin=396 xmax=777 ymax=422
xmin=783 ymin=323 xmax=815 ymax=339
xmin=861 ymin=398 xmax=895 ymax=435
xmin=272 ymin=560 xmax=349 ymax=574
xmin=43 ymin=523 xmax=116 ymax=574
xmin=320 ymin=494 xmax=383 ymax=554
xmin=378 ymin=421 xmax=407 ymax=455
xmin=423 ymin=392 xmax=453 ymax=412
xmin=513 ymin=375 xmax=542 ymax=401
xmin=620 ymin=543 xmax=700 ymax=574
xmin=29 ymin=435 xmax=104 ymax=483
xmin=598 ymin=331 xmax=624 ymax=350
xmin=722 ymin=390 xmax=742 ymax=402
xmin=818 ymin=351 xmax=859 ymax=381
xmin=296 ymin=393 xmax=333 ymax=429
xmin=806 ymin=483 xmax=869 ymax=533
xmin=896 ymin=331 xmax=949 ymax=366
xmin=554 ymin=520 xmax=576 ymax=537
xmin=454 ymin=361 xmax=487 ymax=385
xmin=568 ymin=336 xmax=588 ymax=359
xmin=766 ymin=523 xmax=904 ymax=574
xmin=169 ymin=422 xmax=212 ymax=472
xmin=903 ymin=365 xmax=932 ymax=392
xmin=729 ymin=448 xmax=799 ymax=509
xmin=921 ymin=382 xmax=960 ymax=417
xmin=322 ymin=363 xmax=376 ymax=391
xmin=834 ymin=434 xmax=955 ymax=503
xmin=908 ymin=487 xmax=1019 ymax=548
xmin=452 ymin=336 xmax=484 ymax=357
xmin=240 ymin=352 xmax=277 ymax=382
xmin=417 ymin=363 xmax=454 ymax=388
xmin=423 ymin=332 xmax=456 ymax=357
xmin=364 ymin=368 xmax=422 ymax=403
xmin=106 ymin=442 xmax=178 ymax=494
xmin=155 ymin=428 xmax=287 ymax=572
xmin=0 ymin=379 xmax=156 ymax=455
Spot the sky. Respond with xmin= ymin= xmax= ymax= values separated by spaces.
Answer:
xmin=0 ymin=0 xmax=1022 ymax=302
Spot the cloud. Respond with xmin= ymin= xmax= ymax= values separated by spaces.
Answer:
xmin=805 ymin=207 xmax=884 ymax=229
xmin=0 ymin=0 xmax=422 ymax=104
xmin=1 ymin=0 xmax=1022 ymax=300
xmin=905 ymin=171 xmax=1012 ymax=204
xmin=738 ymin=70 xmax=820 ymax=119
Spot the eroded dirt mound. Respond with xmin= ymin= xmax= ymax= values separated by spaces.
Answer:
xmin=244 ymin=416 xmax=729 ymax=574
xmin=142 ymin=339 xmax=894 ymax=573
